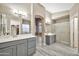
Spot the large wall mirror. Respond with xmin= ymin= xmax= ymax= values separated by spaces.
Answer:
xmin=0 ymin=13 xmax=10 ymax=36
xmin=0 ymin=14 xmax=2 ymax=36
xmin=0 ymin=13 xmax=31 ymax=36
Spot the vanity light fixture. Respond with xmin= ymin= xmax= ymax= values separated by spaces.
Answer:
xmin=19 ymin=11 xmax=27 ymax=16
xmin=12 ymin=9 xmax=27 ymax=18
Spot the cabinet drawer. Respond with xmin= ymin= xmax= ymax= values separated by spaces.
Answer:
xmin=28 ymin=37 xmax=36 ymax=42
xmin=0 ymin=39 xmax=27 ymax=49
xmin=17 ymin=43 xmax=27 ymax=56
xmin=28 ymin=48 xmax=36 ymax=56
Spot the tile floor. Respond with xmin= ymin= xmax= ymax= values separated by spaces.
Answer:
xmin=34 ymin=37 xmax=79 ymax=56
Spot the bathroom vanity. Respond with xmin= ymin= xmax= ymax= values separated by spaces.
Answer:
xmin=0 ymin=34 xmax=36 ymax=56
xmin=45 ymin=33 xmax=56 ymax=45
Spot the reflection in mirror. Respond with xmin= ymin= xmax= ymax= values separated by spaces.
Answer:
xmin=2 ymin=14 xmax=10 ymax=35
xmin=11 ymin=25 xmax=19 ymax=36
xmin=2 ymin=14 xmax=7 ymax=35
xmin=0 ymin=14 xmax=9 ymax=36
xmin=0 ymin=13 xmax=15 ymax=36
xmin=0 ymin=14 xmax=2 ymax=36
xmin=0 ymin=13 xmax=31 ymax=36
xmin=22 ymin=19 xmax=31 ymax=34
xmin=22 ymin=24 xmax=29 ymax=33
xmin=10 ymin=18 xmax=20 ymax=36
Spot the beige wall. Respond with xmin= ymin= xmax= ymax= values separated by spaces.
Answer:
xmin=55 ymin=16 xmax=69 ymax=23
xmin=45 ymin=11 xmax=52 ymax=33
xmin=0 ymin=4 xmax=11 ymax=14
xmin=51 ymin=11 xmax=69 ymax=33
xmin=33 ymin=3 xmax=45 ymax=18
xmin=55 ymin=22 xmax=70 ymax=45
xmin=54 ymin=16 xmax=70 ymax=45
xmin=51 ymin=21 xmax=55 ymax=33
xmin=52 ymin=10 xmax=69 ymax=19
xmin=70 ymin=4 xmax=79 ymax=48
xmin=31 ymin=3 xmax=45 ymax=35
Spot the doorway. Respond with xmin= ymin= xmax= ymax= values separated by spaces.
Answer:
xmin=35 ymin=16 xmax=44 ymax=46
xmin=35 ymin=18 xmax=42 ymax=36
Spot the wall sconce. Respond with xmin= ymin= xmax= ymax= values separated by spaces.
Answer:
xmin=45 ymin=18 xmax=51 ymax=24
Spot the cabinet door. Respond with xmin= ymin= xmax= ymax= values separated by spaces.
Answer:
xmin=27 ymin=38 xmax=36 ymax=56
xmin=28 ymin=48 xmax=36 ymax=56
xmin=28 ymin=40 xmax=36 ymax=48
xmin=28 ymin=38 xmax=36 ymax=48
xmin=46 ymin=36 xmax=50 ymax=45
xmin=17 ymin=43 xmax=27 ymax=56
xmin=0 ymin=46 xmax=16 ymax=56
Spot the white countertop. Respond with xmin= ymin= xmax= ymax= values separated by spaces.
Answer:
xmin=0 ymin=34 xmax=36 ymax=43
xmin=45 ymin=33 xmax=56 ymax=35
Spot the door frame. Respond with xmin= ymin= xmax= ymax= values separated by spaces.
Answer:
xmin=35 ymin=15 xmax=45 ymax=46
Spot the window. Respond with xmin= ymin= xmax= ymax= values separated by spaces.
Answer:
xmin=22 ymin=24 xmax=30 ymax=33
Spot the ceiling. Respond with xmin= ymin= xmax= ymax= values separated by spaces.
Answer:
xmin=41 ymin=3 xmax=74 ymax=13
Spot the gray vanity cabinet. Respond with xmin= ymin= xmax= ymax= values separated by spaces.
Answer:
xmin=0 ymin=46 xmax=16 ymax=56
xmin=27 ymin=37 xmax=36 ymax=56
xmin=0 ymin=37 xmax=36 ymax=56
xmin=17 ymin=43 xmax=27 ymax=56
xmin=46 ymin=35 xmax=56 ymax=45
